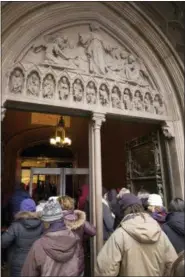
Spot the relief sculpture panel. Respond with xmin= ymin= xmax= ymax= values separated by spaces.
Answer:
xmin=7 ymin=23 xmax=168 ymax=118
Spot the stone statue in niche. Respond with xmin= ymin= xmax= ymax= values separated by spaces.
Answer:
xmin=43 ymin=74 xmax=55 ymax=99
xmin=144 ymin=92 xmax=154 ymax=113
xmin=27 ymin=71 xmax=40 ymax=97
xmin=133 ymin=90 xmax=143 ymax=111
xmin=111 ymin=86 xmax=121 ymax=109
xmin=33 ymin=36 xmax=79 ymax=68
xmin=73 ymin=79 xmax=84 ymax=102
xmin=78 ymin=23 xmax=112 ymax=75
xmin=9 ymin=68 xmax=24 ymax=94
xmin=153 ymin=94 xmax=165 ymax=115
xmin=125 ymin=55 xmax=153 ymax=88
xmin=58 ymin=76 xmax=70 ymax=100
xmin=86 ymin=81 xmax=97 ymax=104
xmin=123 ymin=88 xmax=133 ymax=110
xmin=99 ymin=84 xmax=109 ymax=106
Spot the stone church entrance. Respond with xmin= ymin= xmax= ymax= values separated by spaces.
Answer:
xmin=2 ymin=2 xmax=184 ymax=269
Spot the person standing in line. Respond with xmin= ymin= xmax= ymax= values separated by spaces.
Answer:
xmin=58 ymin=195 xmax=96 ymax=276
xmin=113 ymin=187 xmax=130 ymax=229
xmin=147 ymin=194 xmax=167 ymax=226
xmin=102 ymin=188 xmax=115 ymax=242
xmin=137 ymin=189 xmax=150 ymax=211
xmin=2 ymin=199 xmax=43 ymax=277
xmin=95 ymin=193 xmax=177 ymax=276
xmin=162 ymin=198 xmax=185 ymax=254
xmin=21 ymin=199 xmax=83 ymax=277
xmin=9 ymin=183 xmax=31 ymax=217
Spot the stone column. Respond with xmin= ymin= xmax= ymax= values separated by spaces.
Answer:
xmin=92 ymin=112 xmax=105 ymax=253
xmin=162 ymin=121 xmax=184 ymax=199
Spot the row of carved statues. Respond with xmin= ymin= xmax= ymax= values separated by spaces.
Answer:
xmin=8 ymin=68 xmax=166 ymax=115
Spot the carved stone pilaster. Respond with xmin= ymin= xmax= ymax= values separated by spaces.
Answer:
xmin=1 ymin=107 xmax=6 ymax=121
xmin=162 ymin=121 xmax=175 ymax=139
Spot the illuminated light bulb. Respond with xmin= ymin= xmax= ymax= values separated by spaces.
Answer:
xmin=50 ymin=138 xmax=56 ymax=145
xmin=55 ymin=136 xmax=61 ymax=143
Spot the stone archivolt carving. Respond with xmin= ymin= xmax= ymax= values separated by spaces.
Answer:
xmin=58 ymin=76 xmax=70 ymax=100
xmin=27 ymin=71 xmax=40 ymax=97
xmin=9 ymin=68 xmax=24 ymax=94
xmin=7 ymin=23 xmax=167 ymax=117
xmin=42 ymin=74 xmax=55 ymax=99
xmin=73 ymin=78 xmax=84 ymax=102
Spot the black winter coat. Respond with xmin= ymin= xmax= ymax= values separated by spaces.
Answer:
xmin=162 ymin=212 xmax=185 ymax=254
xmin=2 ymin=211 xmax=43 ymax=277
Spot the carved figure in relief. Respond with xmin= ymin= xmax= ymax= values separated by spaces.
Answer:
xmin=125 ymin=55 xmax=153 ymax=87
xmin=86 ymin=81 xmax=97 ymax=104
xmin=99 ymin=84 xmax=109 ymax=106
xmin=153 ymin=94 xmax=165 ymax=115
xmin=9 ymin=69 xmax=24 ymax=94
xmin=43 ymin=74 xmax=55 ymax=99
xmin=58 ymin=76 xmax=70 ymax=100
xmin=133 ymin=90 xmax=143 ymax=111
xmin=78 ymin=23 xmax=112 ymax=75
xmin=27 ymin=72 xmax=40 ymax=96
xmin=111 ymin=86 xmax=121 ymax=109
xmin=123 ymin=88 xmax=133 ymax=110
xmin=34 ymin=36 xmax=79 ymax=68
xmin=107 ymin=48 xmax=129 ymax=78
xmin=73 ymin=79 xmax=84 ymax=102
xmin=144 ymin=92 xmax=154 ymax=113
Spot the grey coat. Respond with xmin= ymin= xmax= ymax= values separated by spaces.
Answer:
xmin=2 ymin=211 xmax=43 ymax=277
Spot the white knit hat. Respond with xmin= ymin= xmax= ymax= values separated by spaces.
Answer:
xmin=148 ymin=194 xmax=163 ymax=207
xmin=41 ymin=199 xmax=63 ymax=222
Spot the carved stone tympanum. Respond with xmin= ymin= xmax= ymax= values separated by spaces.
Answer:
xmin=7 ymin=22 xmax=168 ymax=118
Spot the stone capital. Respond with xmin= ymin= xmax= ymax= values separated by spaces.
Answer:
xmin=92 ymin=112 xmax=106 ymax=130
xmin=1 ymin=107 xmax=6 ymax=121
xmin=161 ymin=121 xmax=175 ymax=139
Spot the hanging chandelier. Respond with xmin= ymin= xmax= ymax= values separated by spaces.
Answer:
xmin=49 ymin=116 xmax=72 ymax=147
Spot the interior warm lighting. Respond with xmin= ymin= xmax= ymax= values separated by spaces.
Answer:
xmin=49 ymin=116 xmax=72 ymax=147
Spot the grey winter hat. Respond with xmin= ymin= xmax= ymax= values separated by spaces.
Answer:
xmin=41 ymin=199 xmax=63 ymax=222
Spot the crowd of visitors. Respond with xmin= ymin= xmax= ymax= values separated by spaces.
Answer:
xmin=1 ymin=182 xmax=185 ymax=277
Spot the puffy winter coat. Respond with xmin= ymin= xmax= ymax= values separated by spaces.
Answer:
xmin=95 ymin=213 xmax=177 ymax=276
xmin=2 ymin=211 xmax=43 ymax=277
xmin=162 ymin=212 xmax=185 ymax=254
xmin=63 ymin=209 xmax=96 ymax=274
xmin=21 ymin=227 xmax=86 ymax=276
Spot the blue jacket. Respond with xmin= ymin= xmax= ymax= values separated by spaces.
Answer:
xmin=10 ymin=189 xmax=31 ymax=216
xmin=162 ymin=212 xmax=184 ymax=254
